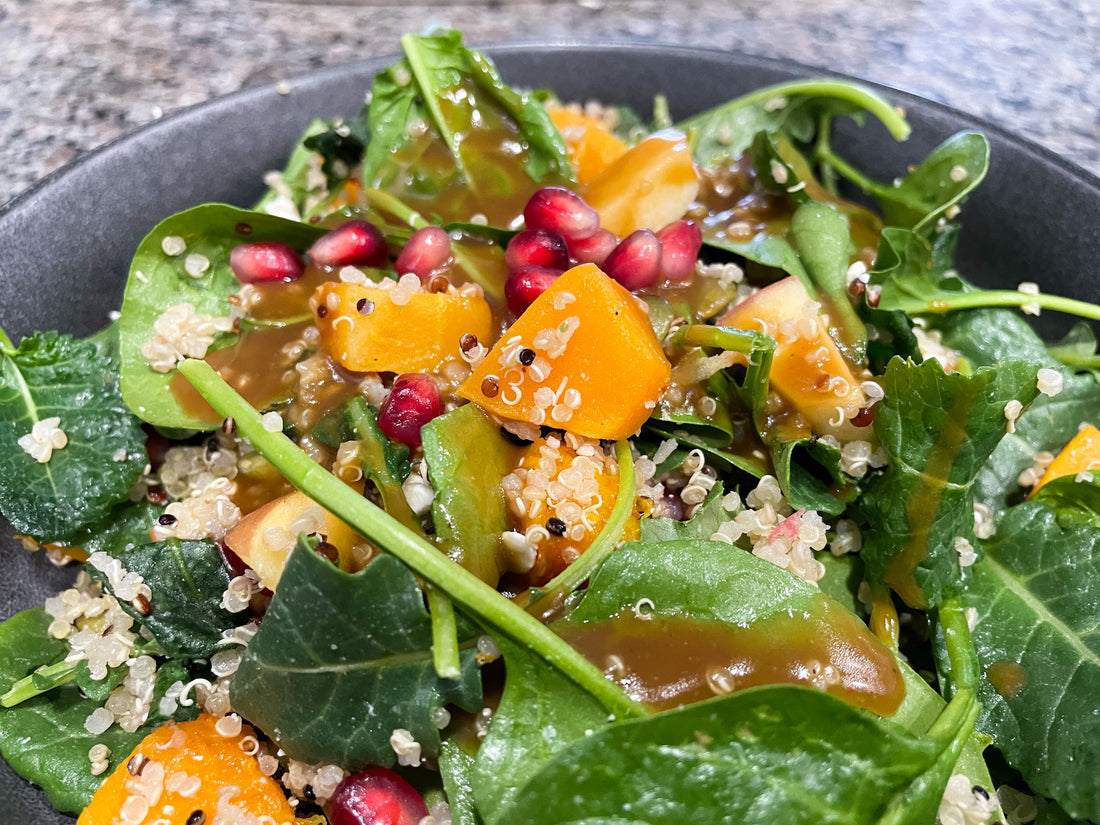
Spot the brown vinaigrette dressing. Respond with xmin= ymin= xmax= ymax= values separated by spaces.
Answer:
xmin=170 ymin=322 xmax=312 ymax=425
xmin=986 ymin=660 xmax=1027 ymax=699
xmin=559 ymin=595 xmax=905 ymax=716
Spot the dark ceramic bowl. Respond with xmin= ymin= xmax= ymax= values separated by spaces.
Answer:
xmin=1 ymin=43 xmax=1098 ymax=823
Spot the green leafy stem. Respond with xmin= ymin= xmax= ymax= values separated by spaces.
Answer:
xmin=888 ymin=289 xmax=1100 ymax=323
xmin=178 ymin=358 xmax=646 ymax=721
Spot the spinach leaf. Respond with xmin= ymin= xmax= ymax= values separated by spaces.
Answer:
xmin=875 ymin=132 xmax=990 ymax=233
xmin=254 ymin=117 xmax=332 ymax=220
xmin=678 ymin=78 xmax=910 ymax=167
xmin=950 ymin=500 xmax=1100 ymax=821
xmin=306 ymin=113 xmax=372 ymax=182
xmin=440 ymin=740 xmax=486 ymax=825
xmin=48 ymin=498 xmax=161 ymax=557
xmin=770 ymin=436 xmax=854 ymax=516
xmin=789 ymin=201 xmax=866 ymax=360
xmin=0 ymin=330 xmax=147 ymax=538
xmin=1029 ymin=474 xmax=1100 ymax=528
xmin=118 ymin=204 xmax=324 ymax=430
xmin=568 ymin=538 xmax=818 ymax=626
xmin=421 ymin=404 xmax=520 ymax=586
xmin=361 ymin=31 xmax=572 ymax=224
xmin=1048 ymin=322 xmax=1100 ymax=370
xmin=0 ymin=609 xmax=190 ymax=813
xmin=472 ymin=637 xmax=607 ymax=822
xmin=860 ymin=357 xmax=1041 ymax=608
xmin=639 ymin=484 xmax=729 ymax=543
xmin=870 ymin=226 xmax=973 ymax=314
xmin=816 ymin=553 xmax=864 ymax=617
xmin=229 ymin=543 xmax=482 ymax=768
xmin=345 ymin=398 xmax=417 ymax=529
xmin=492 ymin=684 xmax=952 ymax=825
xmin=87 ymin=538 xmax=235 ymax=659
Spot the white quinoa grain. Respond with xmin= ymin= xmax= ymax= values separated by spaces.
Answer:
xmin=261 ymin=411 xmax=283 ymax=433
xmin=949 ymin=164 xmax=969 ymax=182
xmin=160 ymin=235 xmax=186 ymax=256
xmin=183 ymin=253 xmax=210 ymax=278
xmin=1036 ymin=368 xmax=1063 ymax=397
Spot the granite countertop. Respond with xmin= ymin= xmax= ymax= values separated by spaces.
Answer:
xmin=1 ymin=0 xmax=1097 ymax=207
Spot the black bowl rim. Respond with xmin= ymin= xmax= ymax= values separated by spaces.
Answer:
xmin=3 ymin=39 xmax=1098 ymax=225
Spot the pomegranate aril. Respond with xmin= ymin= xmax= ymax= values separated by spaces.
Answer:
xmin=395 ymin=226 xmax=452 ymax=279
xmin=567 ymin=227 xmax=617 ymax=267
xmin=523 ymin=186 xmax=600 ymax=241
xmin=309 ymin=219 xmax=388 ymax=268
xmin=603 ymin=229 xmax=662 ymax=291
xmin=505 ymin=228 xmax=570 ymax=272
xmin=656 ymin=219 xmax=703 ymax=281
xmin=230 ymin=241 xmax=305 ymax=284
xmin=377 ymin=374 xmax=443 ymax=449
xmin=327 ymin=767 xmax=429 ymax=825
xmin=504 ymin=264 xmax=561 ymax=317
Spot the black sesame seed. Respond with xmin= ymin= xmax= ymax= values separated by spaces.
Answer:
xmin=356 ymin=297 xmax=374 ymax=315
xmin=235 ymin=222 xmax=253 ymax=235
xmin=317 ymin=305 xmax=328 ymax=318
xmin=460 ymin=333 xmax=478 ymax=353
xmin=127 ymin=753 xmax=148 ymax=776
xmin=518 ymin=348 xmax=536 ymax=366
xmin=221 ymin=417 xmax=236 ymax=435
xmin=187 ymin=811 xmax=207 ymax=825
xmin=158 ymin=514 xmax=178 ymax=526
xmin=972 ymin=786 xmax=990 ymax=800
xmin=546 ymin=517 xmax=566 ymax=537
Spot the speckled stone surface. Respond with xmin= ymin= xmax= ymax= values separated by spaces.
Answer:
xmin=0 ymin=0 xmax=1097 ymax=206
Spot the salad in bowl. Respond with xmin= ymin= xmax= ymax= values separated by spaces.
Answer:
xmin=1 ymin=29 xmax=1099 ymax=825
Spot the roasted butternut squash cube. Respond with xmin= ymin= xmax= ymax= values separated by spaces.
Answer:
xmin=313 ymin=281 xmax=494 ymax=374
xmin=457 ymin=264 xmax=671 ymax=440
xmin=582 ymin=132 xmax=700 ymax=237
xmin=78 ymin=714 xmax=295 ymax=825
xmin=717 ymin=276 xmax=868 ymax=437
xmin=506 ymin=435 xmax=639 ymax=585
xmin=548 ymin=108 xmax=629 ymax=186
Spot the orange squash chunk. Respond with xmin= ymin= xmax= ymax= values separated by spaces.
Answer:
xmin=548 ymin=108 xmax=629 ymax=186
xmin=313 ymin=281 xmax=493 ymax=374
xmin=717 ymin=276 xmax=868 ymax=437
xmin=1033 ymin=424 xmax=1100 ymax=492
xmin=457 ymin=264 xmax=671 ymax=440
xmin=582 ymin=132 xmax=700 ymax=237
xmin=507 ymin=435 xmax=639 ymax=585
xmin=79 ymin=714 xmax=296 ymax=825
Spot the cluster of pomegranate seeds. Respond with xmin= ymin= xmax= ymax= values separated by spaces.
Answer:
xmin=309 ymin=219 xmax=389 ymax=268
xmin=395 ymin=226 xmax=453 ymax=280
xmin=377 ymin=373 xmax=443 ymax=449
xmin=504 ymin=186 xmax=704 ymax=314
xmin=229 ymin=241 xmax=305 ymax=284
xmin=327 ymin=767 xmax=429 ymax=825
